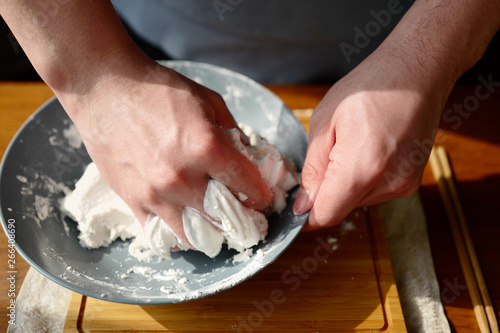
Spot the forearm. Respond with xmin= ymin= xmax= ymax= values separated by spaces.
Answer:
xmin=375 ymin=0 xmax=500 ymax=93
xmin=0 ymin=0 xmax=143 ymax=101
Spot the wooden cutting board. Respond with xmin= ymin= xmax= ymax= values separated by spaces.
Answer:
xmin=63 ymin=207 xmax=406 ymax=332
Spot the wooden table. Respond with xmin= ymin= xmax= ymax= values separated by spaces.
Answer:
xmin=1 ymin=81 xmax=499 ymax=332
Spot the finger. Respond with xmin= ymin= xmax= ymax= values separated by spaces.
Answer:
xmin=127 ymin=176 xmax=208 ymax=251
xmin=124 ymin=200 xmax=151 ymax=228
xmin=202 ymin=87 xmax=251 ymax=145
xmin=208 ymin=132 xmax=274 ymax=211
xmin=202 ymin=87 xmax=238 ymax=129
xmin=305 ymin=155 xmax=367 ymax=230
xmin=357 ymin=170 xmax=422 ymax=208
xmin=152 ymin=205 xmax=195 ymax=250
xmin=293 ymin=120 xmax=335 ymax=215
xmin=151 ymin=174 xmax=210 ymax=250
xmin=128 ymin=199 xmax=195 ymax=250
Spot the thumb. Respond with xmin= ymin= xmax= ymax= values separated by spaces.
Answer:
xmin=305 ymin=138 xmax=372 ymax=230
xmin=306 ymin=157 xmax=360 ymax=230
xmin=293 ymin=124 xmax=334 ymax=215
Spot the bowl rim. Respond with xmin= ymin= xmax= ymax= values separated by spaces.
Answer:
xmin=0 ymin=61 xmax=309 ymax=304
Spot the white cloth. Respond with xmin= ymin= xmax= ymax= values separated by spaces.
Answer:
xmin=379 ymin=193 xmax=450 ymax=333
xmin=7 ymin=268 xmax=71 ymax=333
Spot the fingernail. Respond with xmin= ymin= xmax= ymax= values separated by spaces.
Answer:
xmin=293 ymin=188 xmax=310 ymax=215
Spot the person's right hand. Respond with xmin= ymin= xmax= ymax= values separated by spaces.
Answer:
xmin=59 ymin=53 xmax=273 ymax=248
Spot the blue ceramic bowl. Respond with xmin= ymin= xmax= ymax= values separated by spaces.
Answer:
xmin=0 ymin=61 xmax=308 ymax=304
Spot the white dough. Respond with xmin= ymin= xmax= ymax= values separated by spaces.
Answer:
xmin=60 ymin=163 xmax=142 ymax=249
xmin=226 ymin=125 xmax=300 ymax=213
xmin=182 ymin=207 xmax=224 ymax=258
xmin=132 ymin=214 xmax=189 ymax=260
xmin=204 ymin=179 xmax=267 ymax=253
xmin=61 ymin=124 xmax=299 ymax=261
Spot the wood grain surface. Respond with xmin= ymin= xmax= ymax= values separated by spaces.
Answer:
xmin=418 ymin=85 xmax=500 ymax=333
xmin=63 ymin=207 xmax=405 ymax=332
xmin=1 ymin=82 xmax=499 ymax=332
xmin=0 ymin=83 xmax=54 ymax=332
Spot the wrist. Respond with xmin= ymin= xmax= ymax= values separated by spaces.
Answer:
xmin=2 ymin=0 xmax=151 ymax=114
xmin=51 ymin=43 xmax=158 ymax=121
xmin=349 ymin=44 xmax=454 ymax=107
xmin=42 ymin=38 xmax=137 ymax=91
xmin=339 ymin=45 xmax=451 ymax=135
xmin=374 ymin=0 xmax=500 ymax=97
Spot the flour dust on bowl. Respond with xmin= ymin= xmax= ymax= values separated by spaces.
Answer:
xmin=0 ymin=61 xmax=309 ymax=304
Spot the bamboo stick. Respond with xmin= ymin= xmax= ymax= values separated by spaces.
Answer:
xmin=429 ymin=146 xmax=496 ymax=333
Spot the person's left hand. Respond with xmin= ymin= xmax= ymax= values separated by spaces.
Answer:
xmin=293 ymin=49 xmax=451 ymax=230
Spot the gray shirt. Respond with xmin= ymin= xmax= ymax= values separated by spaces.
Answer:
xmin=113 ymin=0 xmax=412 ymax=83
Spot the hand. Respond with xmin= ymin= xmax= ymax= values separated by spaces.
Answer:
xmin=62 ymin=55 xmax=273 ymax=247
xmin=293 ymin=49 xmax=450 ymax=230
xmin=0 ymin=0 xmax=273 ymax=249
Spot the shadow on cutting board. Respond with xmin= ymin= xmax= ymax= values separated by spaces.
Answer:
xmin=133 ymin=208 xmax=403 ymax=332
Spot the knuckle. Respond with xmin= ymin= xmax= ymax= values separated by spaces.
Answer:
xmin=191 ymin=130 xmax=221 ymax=159
xmin=133 ymin=184 xmax=160 ymax=207
xmin=142 ymin=189 xmax=161 ymax=207
xmin=140 ymin=171 xmax=186 ymax=206
xmin=400 ymin=173 xmax=422 ymax=196
xmin=209 ymin=90 xmax=225 ymax=104
xmin=301 ymin=159 xmax=323 ymax=183
xmin=386 ymin=155 xmax=424 ymax=196
xmin=156 ymin=170 xmax=186 ymax=192
xmin=213 ymin=160 xmax=241 ymax=184
xmin=310 ymin=208 xmax=341 ymax=229
xmin=389 ymin=172 xmax=422 ymax=197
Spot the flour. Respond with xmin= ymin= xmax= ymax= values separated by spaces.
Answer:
xmin=327 ymin=236 xmax=338 ymax=244
xmin=34 ymin=195 xmax=51 ymax=221
xmin=16 ymin=175 xmax=28 ymax=183
xmin=233 ymin=248 xmax=254 ymax=263
xmin=340 ymin=220 xmax=356 ymax=233
xmin=61 ymin=162 xmax=141 ymax=249
xmin=16 ymin=167 xmax=72 ymax=230
xmin=62 ymin=123 xmax=83 ymax=149
xmin=61 ymin=124 xmax=299 ymax=263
